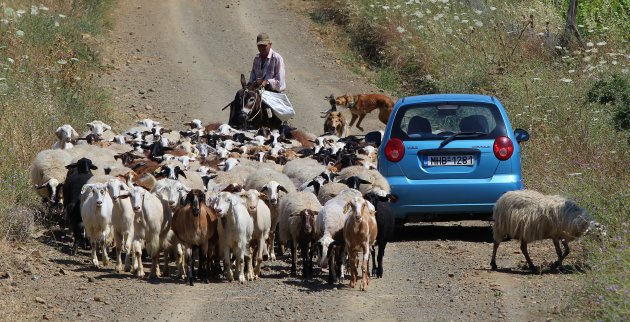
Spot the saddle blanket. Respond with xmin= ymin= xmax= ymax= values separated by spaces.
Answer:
xmin=261 ymin=90 xmax=295 ymax=122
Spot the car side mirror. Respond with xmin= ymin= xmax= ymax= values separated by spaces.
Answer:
xmin=514 ymin=128 xmax=529 ymax=143
xmin=365 ymin=131 xmax=382 ymax=147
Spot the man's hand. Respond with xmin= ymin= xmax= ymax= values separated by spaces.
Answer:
xmin=256 ymin=79 xmax=268 ymax=87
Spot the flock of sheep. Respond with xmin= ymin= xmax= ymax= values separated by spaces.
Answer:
xmin=29 ymin=117 xmax=603 ymax=289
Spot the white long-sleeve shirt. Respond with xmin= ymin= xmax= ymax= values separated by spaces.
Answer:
xmin=248 ymin=48 xmax=286 ymax=92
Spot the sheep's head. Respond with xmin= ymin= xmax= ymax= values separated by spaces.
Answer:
xmin=106 ymin=179 xmax=129 ymax=200
xmin=340 ymin=176 xmax=371 ymax=190
xmin=240 ymin=189 xmax=263 ymax=213
xmin=184 ymin=189 xmax=206 ymax=216
xmin=82 ymin=183 xmax=109 ymax=207
xmin=155 ymin=179 xmax=191 ymax=209
xmin=261 ymin=181 xmax=287 ymax=205
xmin=55 ymin=124 xmax=79 ymax=142
xmin=128 ymin=186 xmax=147 ymax=212
xmin=344 ymin=196 xmax=367 ymax=221
xmin=87 ymin=120 xmax=111 ymax=136
xmin=300 ymin=209 xmax=317 ymax=235
xmin=35 ymin=178 xmax=64 ymax=205
xmin=210 ymin=192 xmax=232 ymax=217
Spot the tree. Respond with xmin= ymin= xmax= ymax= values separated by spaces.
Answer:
xmin=559 ymin=0 xmax=585 ymax=48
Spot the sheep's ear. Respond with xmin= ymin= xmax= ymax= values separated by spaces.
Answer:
xmin=104 ymin=124 xmax=112 ymax=131
xmin=278 ymin=185 xmax=288 ymax=193
xmin=35 ymin=184 xmax=48 ymax=190
xmin=55 ymin=127 xmax=64 ymax=139
xmin=343 ymin=203 xmax=351 ymax=214
xmin=118 ymin=194 xmax=130 ymax=199
xmin=86 ymin=122 xmax=94 ymax=129
xmin=90 ymin=164 xmax=98 ymax=170
xmin=81 ymin=184 xmax=94 ymax=195
xmin=260 ymin=185 xmax=269 ymax=193
xmin=65 ymin=163 xmax=77 ymax=169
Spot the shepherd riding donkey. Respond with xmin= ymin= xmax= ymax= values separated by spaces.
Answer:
xmin=224 ymin=74 xmax=294 ymax=131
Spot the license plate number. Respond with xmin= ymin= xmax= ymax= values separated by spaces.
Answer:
xmin=427 ymin=155 xmax=474 ymax=166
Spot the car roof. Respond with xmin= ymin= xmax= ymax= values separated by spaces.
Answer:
xmin=397 ymin=94 xmax=499 ymax=105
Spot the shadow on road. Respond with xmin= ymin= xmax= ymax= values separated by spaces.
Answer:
xmin=393 ymin=222 xmax=493 ymax=243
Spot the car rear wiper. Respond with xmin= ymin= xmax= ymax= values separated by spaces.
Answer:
xmin=437 ymin=132 xmax=487 ymax=150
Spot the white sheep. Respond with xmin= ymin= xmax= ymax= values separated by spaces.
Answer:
xmin=245 ymin=169 xmax=296 ymax=260
xmin=278 ymin=191 xmax=321 ymax=278
xmin=490 ymin=189 xmax=603 ymax=273
xmin=80 ymin=183 xmax=114 ymax=268
xmin=30 ymin=149 xmax=72 ymax=206
xmin=317 ymin=182 xmax=349 ymax=205
xmin=338 ymin=166 xmax=390 ymax=197
xmin=106 ymin=179 xmax=135 ymax=273
xmin=240 ymin=189 xmax=272 ymax=280
xmin=316 ymin=188 xmax=363 ymax=271
xmin=52 ymin=124 xmax=79 ymax=150
xmin=128 ymin=186 xmax=165 ymax=279
xmin=282 ymin=158 xmax=326 ymax=187
xmin=210 ymin=191 xmax=254 ymax=284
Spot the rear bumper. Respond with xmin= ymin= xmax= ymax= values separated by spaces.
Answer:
xmin=388 ymin=174 xmax=523 ymax=221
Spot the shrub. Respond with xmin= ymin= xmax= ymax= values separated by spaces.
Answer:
xmin=586 ymin=75 xmax=630 ymax=105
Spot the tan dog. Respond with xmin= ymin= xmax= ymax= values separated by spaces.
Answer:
xmin=324 ymin=111 xmax=348 ymax=137
xmin=335 ymin=94 xmax=395 ymax=131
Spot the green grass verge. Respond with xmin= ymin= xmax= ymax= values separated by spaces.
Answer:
xmin=0 ymin=1 xmax=115 ymax=240
xmin=310 ymin=0 xmax=629 ymax=319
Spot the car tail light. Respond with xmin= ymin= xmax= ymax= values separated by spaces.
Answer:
xmin=384 ymin=138 xmax=405 ymax=162
xmin=493 ymin=136 xmax=514 ymax=160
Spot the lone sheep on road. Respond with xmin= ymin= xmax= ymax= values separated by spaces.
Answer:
xmin=491 ymin=189 xmax=604 ymax=273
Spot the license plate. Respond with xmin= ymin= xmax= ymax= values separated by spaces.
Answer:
xmin=427 ymin=155 xmax=474 ymax=166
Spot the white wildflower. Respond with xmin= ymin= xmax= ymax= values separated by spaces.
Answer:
xmin=578 ymin=24 xmax=584 ymax=28
xmin=39 ymin=5 xmax=49 ymax=11
xmin=406 ymin=0 xmax=414 ymax=4
xmin=3 ymin=7 xmax=16 ymax=18
xmin=461 ymin=19 xmax=469 ymax=24
xmin=560 ymin=78 xmax=573 ymax=83
xmin=602 ymin=26 xmax=609 ymax=30
xmin=586 ymin=42 xmax=594 ymax=47
xmin=16 ymin=9 xmax=25 ymax=18
xmin=57 ymin=59 xmax=67 ymax=65
xmin=1 ymin=19 xmax=8 ymax=25
xmin=612 ymin=61 xmax=618 ymax=65
xmin=417 ymin=25 xmax=425 ymax=30
xmin=537 ymin=32 xmax=545 ymax=36
xmin=583 ymin=56 xmax=592 ymax=62
xmin=58 ymin=14 xmax=66 ymax=18
xmin=568 ymin=173 xmax=582 ymax=176
xmin=454 ymin=15 xmax=459 ymax=20
xmin=31 ymin=5 xmax=39 ymax=15
xmin=382 ymin=6 xmax=390 ymax=10
xmin=397 ymin=26 xmax=406 ymax=33
xmin=7 ymin=58 xmax=15 ymax=64
xmin=426 ymin=9 xmax=432 ymax=14
xmin=430 ymin=0 xmax=437 ymax=3
xmin=434 ymin=14 xmax=444 ymax=20
xmin=413 ymin=11 xmax=424 ymax=18
xmin=591 ymin=48 xmax=599 ymax=53
xmin=474 ymin=20 xmax=483 ymax=27
xmin=568 ymin=69 xmax=575 ymax=73
xmin=474 ymin=9 xmax=483 ymax=15
xmin=54 ymin=21 xmax=60 ymax=27
xmin=588 ymin=29 xmax=594 ymax=33
xmin=394 ymin=5 xmax=401 ymax=9
xmin=555 ymin=46 xmax=563 ymax=50
xmin=490 ymin=6 xmax=497 ymax=11
xmin=596 ymin=41 xmax=607 ymax=46
xmin=15 ymin=30 xmax=24 ymax=37
xmin=425 ymin=74 xmax=433 ymax=81
xmin=532 ymin=77 xmax=541 ymax=81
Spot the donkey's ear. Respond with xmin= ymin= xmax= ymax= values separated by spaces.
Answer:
xmin=240 ymin=74 xmax=247 ymax=89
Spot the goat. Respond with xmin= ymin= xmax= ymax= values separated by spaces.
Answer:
xmin=80 ymin=183 xmax=114 ymax=268
xmin=343 ymin=195 xmax=377 ymax=291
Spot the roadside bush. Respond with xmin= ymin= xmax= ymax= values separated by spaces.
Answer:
xmin=586 ymin=74 xmax=629 ymax=105
xmin=0 ymin=1 xmax=115 ymax=239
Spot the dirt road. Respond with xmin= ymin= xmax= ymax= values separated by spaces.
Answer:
xmin=0 ymin=1 xmax=587 ymax=321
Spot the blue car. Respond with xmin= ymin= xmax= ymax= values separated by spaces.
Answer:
xmin=368 ymin=94 xmax=529 ymax=223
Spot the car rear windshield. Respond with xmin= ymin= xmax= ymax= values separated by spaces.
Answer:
xmin=391 ymin=103 xmax=508 ymax=141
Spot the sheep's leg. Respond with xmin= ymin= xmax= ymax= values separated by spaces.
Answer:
xmin=290 ymin=240 xmax=298 ymax=276
xmin=267 ymin=230 xmax=276 ymax=261
xmin=490 ymin=241 xmax=500 ymax=270
xmin=520 ymin=241 xmax=537 ymax=273
xmin=370 ymin=245 xmax=377 ymax=277
xmin=377 ymin=242 xmax=386 ymax=278
xmin=201 ymin=244 xmax=209 ymax=284
xmin=101 ymin=240 xmax=110 ymax=267
xmin=300 ymin=241 xmax=308 ymax=280
xmin=361 ymin=242 xmax=370 ymax=291
xmin=255 ymin=238 xmax=264 ymax=279
xmin=245 ymin=248 xmax=254 ymax=281
xmin=124 ymin=252 xmax=131 ymax=272
xmin=133 ymin=240 xmax=144 ymax=278
xmin=236 ymin=248 xmax=246 ymax=284
xmin=91 ymin=241 xmax=100 ymax=268
xmin=307 ymin=242 xmax=314 ymax=278
xmin=327 ymin=244 xmax=337 ymax=284
xmin=338 ymin=244 xmax=346 ymax=283
xmin=115 ymin=234 xmax=123 ymax=273
xmin=349 ymin=251 xmax=358 ymax=289
xmin=223 ymin=247 xmax=234 ymax=282
xmin=176 ymin=244 xmax=185 ymax=279
xmin=187 ymin=246 xmax=194 ymax=286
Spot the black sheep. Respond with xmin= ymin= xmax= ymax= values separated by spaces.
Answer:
xmin=363 ymin=192 xmax=396 ymax=278
xmin=62 ymin=158 xmax=97 ymax=255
